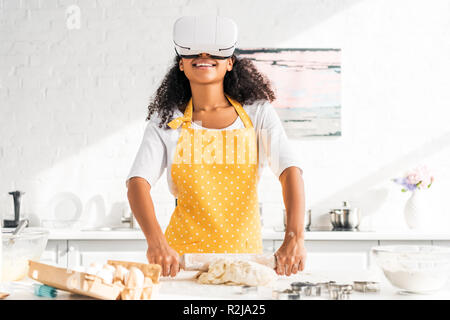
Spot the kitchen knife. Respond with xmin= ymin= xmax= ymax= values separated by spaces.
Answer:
xmin=179 ymin=253 xmax=276 ymax=271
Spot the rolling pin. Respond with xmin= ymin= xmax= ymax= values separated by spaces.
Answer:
xmin=179 ymin=253 xmax=276 ymax=271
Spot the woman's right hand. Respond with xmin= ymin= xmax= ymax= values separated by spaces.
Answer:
xmin=146 ymin=237 xmax=180 ymax=277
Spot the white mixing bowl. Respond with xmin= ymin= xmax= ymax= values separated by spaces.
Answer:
xmin=372 ymin=245 xmax=450 ymax=294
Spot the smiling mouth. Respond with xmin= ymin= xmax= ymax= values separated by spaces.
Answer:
xmin=192 ymin=63 xmax=217 ymax=68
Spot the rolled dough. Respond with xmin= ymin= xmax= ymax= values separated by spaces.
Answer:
xmin=196 ymin=259 xmax=277 ymax=286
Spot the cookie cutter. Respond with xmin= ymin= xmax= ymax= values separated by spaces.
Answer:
xmin=328 ymin=283 xmax=353 ymax=300
xmin=273 ymin=289 xmax=301 ymax=300
xmin=290 ymin=282 xmax=321 ymax=297
xmin=353 ymin=281 xmax=380 ymax=293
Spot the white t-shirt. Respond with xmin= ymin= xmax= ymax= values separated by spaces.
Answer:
xmin=126 ymin=99 xmax=303 ymax=196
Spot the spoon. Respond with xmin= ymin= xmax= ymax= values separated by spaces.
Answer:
xmin=7 ymin=219 xmax=29 ymax=246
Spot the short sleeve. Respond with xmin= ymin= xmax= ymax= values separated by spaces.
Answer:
xmin=259 ymin=101 xmax=303 ymax=178
xmin=125 ymin=120 xmax=167 ymax=188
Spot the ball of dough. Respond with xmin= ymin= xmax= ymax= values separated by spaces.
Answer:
xmin=197 ymin=259 xmax=277 ymax=287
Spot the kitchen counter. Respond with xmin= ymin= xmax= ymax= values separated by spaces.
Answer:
xmin=45 ymin=227 xmax=450 ymax=241
xmin=3 ymin=269 xmax=450 ymax=300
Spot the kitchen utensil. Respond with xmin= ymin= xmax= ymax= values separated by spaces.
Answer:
xmin=7 ymin=219 xmax=29 ymax=246
xmin=329 ymin=287 xmax=351 ymax=300
xmin=329 ymin=201 xmax=361 ymax=230
xmin=328 ymin=283 xmax=353 ymax=300
xmin=179 ymin=253 xmax=276 ymax=271
xmin=1 ymin=227 xmax=49 ymax=282
xmin=291 ymin=281 xmax=321 ymax=296
xmin=329 ymin=211 xmax=339 ymax=229
xmin=283 ymin=208 xmax=311 ymax=231
xmin=3 ymin=190 xmax=25 ymax=228
xmin=353 ymin=281 xmax=380 ymax=293
xmin=314 ymin=281 xmax=335 ymax=295
xmin=273 ymin=289 xmax=300 ymax=300
xmin=371 ymin=245 xmax=450 ymax=294
xmin=7 ymin=282 xmax=58 ymax=298
xmin=328 ymin=283 xmax=353 ymax=292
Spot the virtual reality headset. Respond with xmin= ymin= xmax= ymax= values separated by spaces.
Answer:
xmin=173 ymin=15 xmax=238 ymax=59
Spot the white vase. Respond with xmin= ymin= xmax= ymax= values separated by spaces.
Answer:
xmin=403 ymin=189 xmax=428 ymax=229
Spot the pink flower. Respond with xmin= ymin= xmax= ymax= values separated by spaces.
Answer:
xmin=406 ymin=165 xmax=433 ymax=189
xmin=406 ymin=172 xmax=421 ymax=185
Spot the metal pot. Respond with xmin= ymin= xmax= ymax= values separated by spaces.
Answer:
xmin=329 ymin=201 xmax=361 ymax=230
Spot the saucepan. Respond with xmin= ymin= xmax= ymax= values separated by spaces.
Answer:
xmin=329 ymin=201 xmax=361 ymax=230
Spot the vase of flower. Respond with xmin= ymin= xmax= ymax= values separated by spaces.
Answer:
xmin=403 ymin=189 xmax=428 ymax=229
xmin=393 ymin=165 xmax=434 ymax=230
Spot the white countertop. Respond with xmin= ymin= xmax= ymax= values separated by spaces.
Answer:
xmin=44 ymin=227 xmax=450 ymax=241
xmin=3 ymin=269 xmax=450 ymax=300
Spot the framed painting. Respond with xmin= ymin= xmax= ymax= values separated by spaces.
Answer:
xmin=235 ymin=48 xmax=341 ymax=138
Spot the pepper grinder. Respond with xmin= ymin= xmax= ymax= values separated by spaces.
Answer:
xmin=3 ymin=190 xmax=27 ymax=228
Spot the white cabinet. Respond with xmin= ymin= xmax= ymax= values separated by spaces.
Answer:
xmin=67 ymin=240 xmax=148 ymax=268
xmin=41 ymin=240 xmax=68 ymax=267
xmin=433 ymin=241 xmax=450 ymax=247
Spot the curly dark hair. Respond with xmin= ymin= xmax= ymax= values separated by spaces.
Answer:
xmin=146 ymin=54 xmax=276 ymax=128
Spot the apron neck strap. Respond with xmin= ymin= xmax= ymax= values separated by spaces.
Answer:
xmin=180 ymin=94 xmax=253 ymax=129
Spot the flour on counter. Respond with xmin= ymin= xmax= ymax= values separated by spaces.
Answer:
xmin=196 ymin=259 xmax=277 ymax=286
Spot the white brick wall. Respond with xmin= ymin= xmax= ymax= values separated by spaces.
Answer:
xmin=1 ymin=0 xmax=449 ymax=231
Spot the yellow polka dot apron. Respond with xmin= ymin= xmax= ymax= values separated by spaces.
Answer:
xmin=164 ymin=93 xmax=263 ymax=255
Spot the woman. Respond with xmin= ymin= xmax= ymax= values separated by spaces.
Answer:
xmin=126 ymin=18 xmax=306 ymax=278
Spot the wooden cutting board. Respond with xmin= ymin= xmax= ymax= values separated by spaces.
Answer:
xmin=179 ymin=253 xmax=276 ymax=271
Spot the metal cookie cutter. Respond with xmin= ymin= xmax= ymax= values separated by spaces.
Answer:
xmin=328 ymin=283 xmax=353 ymax=300
xmin=291 ymin=282 xmax=321 ymax=297
xmin=353 ymin=281 xmax=380 ymax=293
xmin=329 ymin=288 xmax=352 ymax=300
xmin=314 ymin=281 xmax=336 ymax=296
xmin=273 ymin=289 xmax=301 ymax=300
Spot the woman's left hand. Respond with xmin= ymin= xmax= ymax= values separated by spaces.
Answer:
xmin=274 ymin=233 xmax=307 ymax=276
